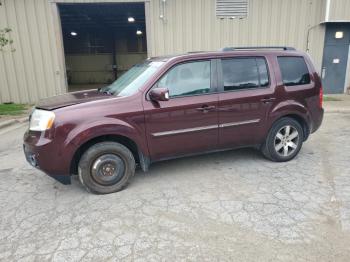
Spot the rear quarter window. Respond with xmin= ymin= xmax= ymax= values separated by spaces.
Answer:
xmin=277 ymin=56 xmax=310 ymax=86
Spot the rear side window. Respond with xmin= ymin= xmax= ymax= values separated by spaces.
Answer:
xmin=277 ymin=57 xmax=310 ymax=86
xmin=257 ymin=58 xmax=269 ymax=87
xmin=221 ymin=58 xmax=269 ymax=91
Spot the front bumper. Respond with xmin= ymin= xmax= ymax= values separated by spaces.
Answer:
xmin=23 ymin=129 xmax=71 ymax=185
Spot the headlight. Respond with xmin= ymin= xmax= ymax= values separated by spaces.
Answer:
xmin=29 ymin=109 xmax=55 ymax=131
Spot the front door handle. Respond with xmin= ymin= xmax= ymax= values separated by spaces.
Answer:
xmin=196 ymin=105 xmax=216 ymax=112
xmin=261 ymin=97 xmax=276 ymax=103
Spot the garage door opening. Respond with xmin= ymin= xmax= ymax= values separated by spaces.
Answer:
xmin=58 ymin=3 xmax=147 ymax=92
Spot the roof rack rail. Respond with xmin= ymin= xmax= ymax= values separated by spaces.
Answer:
xmin=187 ymin=51 xmax=205 ymax=54
xmin=220 ymin=46 xmax=296 ymax=51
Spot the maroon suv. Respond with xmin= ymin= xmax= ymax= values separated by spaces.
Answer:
xmin=23 ymin=47 xmax=324 ymax=194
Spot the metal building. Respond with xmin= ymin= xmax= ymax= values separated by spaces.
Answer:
xmin=0 ymin=0 xmax=349 ymax=103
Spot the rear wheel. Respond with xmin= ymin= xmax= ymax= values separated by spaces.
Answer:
xmin=261 ymin=117 xmax=303 ymax=162
xmin=78 ymin=142 xmax=135 ymax=194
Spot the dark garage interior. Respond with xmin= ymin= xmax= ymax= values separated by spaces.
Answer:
xmin=58 ymin=3 xmax=147 ymax=92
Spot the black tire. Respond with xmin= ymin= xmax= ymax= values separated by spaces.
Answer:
xmin=261 ymin=117 xmax=304 ymax=162
xmin=78 ymin=142 xmax=135 ymax=194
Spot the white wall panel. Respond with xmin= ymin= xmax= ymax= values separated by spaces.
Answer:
xmin=329 ymin=0 xmax=350 ymax=21
xmin=0 ymin=0 xmax=66 ymax=103
xmin=148 ymin=0 xmax=326 ymax=72
xmin=0 ymin=0 xmax=339 ymax=103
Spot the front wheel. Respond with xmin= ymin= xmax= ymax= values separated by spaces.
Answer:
xmin=261 ymin=117 xmax=304 ymax=162
xmin=78 ymin=142 xmax=135 ymax=194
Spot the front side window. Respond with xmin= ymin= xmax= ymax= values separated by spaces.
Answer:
xmin=221 ymin=57 xmax=269 ymax=91
xmin=157 ymin=60 xmax=211 ymax=98
xmin=277 ymin=57 xmax=311 ymax=86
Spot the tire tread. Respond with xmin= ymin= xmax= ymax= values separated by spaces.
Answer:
xmin=261 ymin=117 xmax=303 ymax=162
xmin=78 ymin=142 xmax=135 ymax=194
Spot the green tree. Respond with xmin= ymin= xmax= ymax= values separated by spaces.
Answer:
xmin=0 ymin=27 xmax=15 ymax=52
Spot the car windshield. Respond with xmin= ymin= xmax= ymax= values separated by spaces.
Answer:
xmin=100 ymin=60 xmax=164 ymax=96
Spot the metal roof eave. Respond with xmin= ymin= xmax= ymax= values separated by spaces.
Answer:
xmin=320 ymin=20 xmax=350 ymax=24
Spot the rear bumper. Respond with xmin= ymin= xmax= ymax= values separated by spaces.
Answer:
xmin=23 ymin=129 xmax=71 ymax=185
xmin=311 ymin=107 xmax=324 ymax=133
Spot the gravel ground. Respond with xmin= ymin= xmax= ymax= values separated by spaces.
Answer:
xmin=0 ymin=113 xmax=350 ymax=261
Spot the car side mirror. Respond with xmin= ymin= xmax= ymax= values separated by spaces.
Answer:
xmin=149 ymin=87 xmax=170 ymax=102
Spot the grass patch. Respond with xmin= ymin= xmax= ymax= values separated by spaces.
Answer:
xmin=0 ymin=103 xmax=28 ymax=116
xmin=323 ymin=96 xmax=342 ymax=102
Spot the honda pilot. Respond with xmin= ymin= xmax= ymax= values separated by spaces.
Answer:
xmin=23 ymin=47 xmax=324 ymax=194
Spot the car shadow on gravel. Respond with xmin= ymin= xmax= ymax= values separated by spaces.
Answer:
xmin=71 ymin=146 xmax=302 ymax=193
xmin=130 ymin=148 xmax=263 ymax=183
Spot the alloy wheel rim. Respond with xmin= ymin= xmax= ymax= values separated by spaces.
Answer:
xmin=274 ymin=125 xmax=299 ymax=157
xmin=91 ymin=154 xmax=125 ymax=185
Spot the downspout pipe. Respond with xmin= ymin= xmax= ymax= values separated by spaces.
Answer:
xmin=306 ymin=0 xmax=331 ymax=52
xmin=325 ymin=0 xmax=331 ymax=22
xmin=306 ymin=24 xmax=320 ymax=52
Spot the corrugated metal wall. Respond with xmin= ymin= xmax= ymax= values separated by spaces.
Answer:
xmin=147 ymin=0 xmax=326 ymax=70
xmin=329 ymin=0 xmax=350 ymax=21
xmin=0 ymin=0 xmax=340 ymax=103
xmin=0 ymin=0 xmax=66 ymax=104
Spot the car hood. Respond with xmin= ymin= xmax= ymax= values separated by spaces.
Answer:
xmin=36 ymin=90 xmax=115 ymax=110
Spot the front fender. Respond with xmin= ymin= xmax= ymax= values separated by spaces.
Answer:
xmin=63 ymin=117 xmax=148 ymax=157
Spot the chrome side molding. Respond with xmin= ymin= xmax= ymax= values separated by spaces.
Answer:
xmin=152 ymin=119 xmax=260 ymax=137
xmin=219 ymin=119 xmax=260 ymax=128
xmin=152 ymin=125 xmax=218 ymax=137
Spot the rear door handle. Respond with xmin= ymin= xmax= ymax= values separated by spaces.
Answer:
xmin=196 ymin=105 xmax=216 ymax=112
xmin=261 ymin=97 xmax=276 ymax=103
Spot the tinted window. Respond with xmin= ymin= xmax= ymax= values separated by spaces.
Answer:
xmin=257 ymin=58 xmax=269 ymax=87
xmin=101 ymin=61 xmax=164 ymax=96
xmin=158 ymin=60 xmax=211 ymax=97
xmin=278 ymin=57 xmax=310 ymax=86
xmin=221 ymin=58 xmax=269 ymax=91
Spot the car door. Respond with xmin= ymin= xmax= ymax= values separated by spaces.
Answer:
xmin=143 ymin=59 xmax=219 ymax=161
xmin=217 ymin=56 xmax=276 ymax=149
